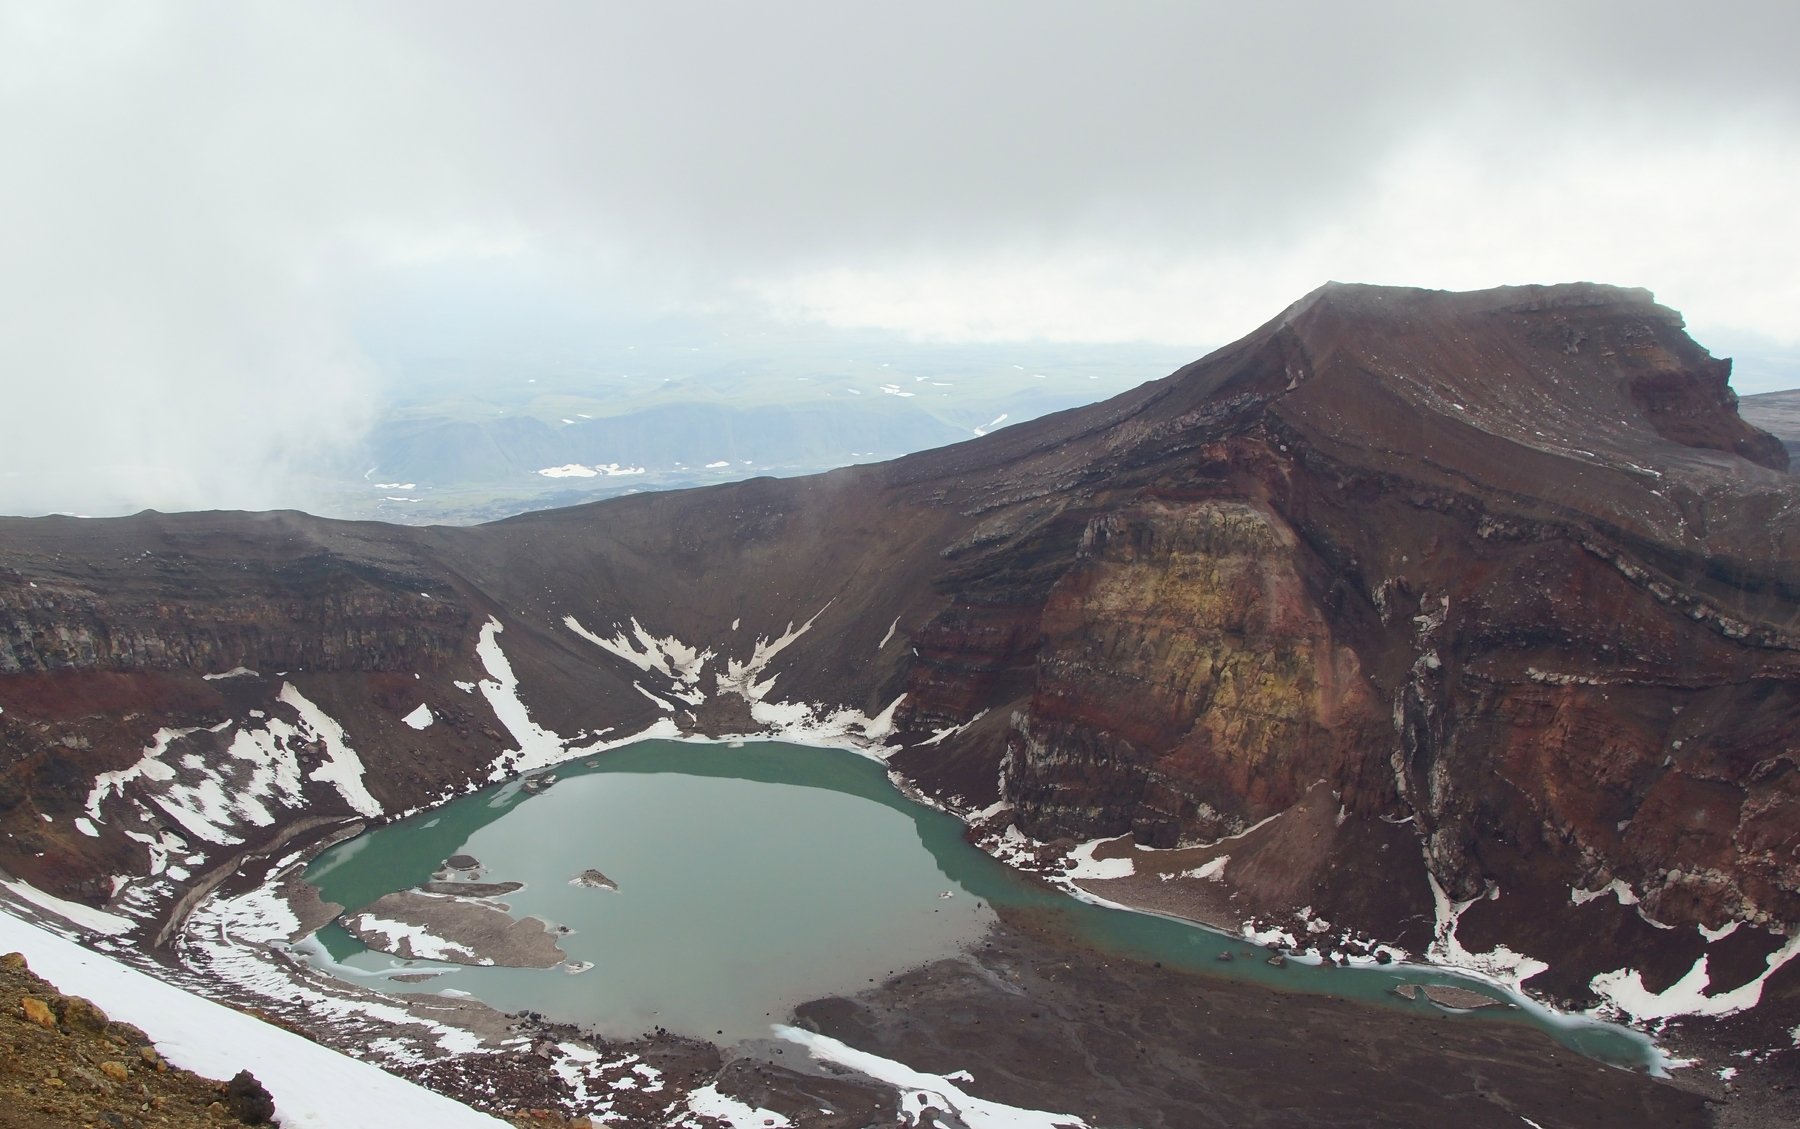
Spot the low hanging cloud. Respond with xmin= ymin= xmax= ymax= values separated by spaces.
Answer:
xmin=2 ymin=1 xmax=1797 ymax=515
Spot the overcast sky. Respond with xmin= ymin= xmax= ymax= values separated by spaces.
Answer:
xmin=2 ymin=1 xmax=1797 ymax=516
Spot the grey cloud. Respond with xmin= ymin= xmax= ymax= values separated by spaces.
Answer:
xmin=1 ymin=1 xmax=1796 ymax=514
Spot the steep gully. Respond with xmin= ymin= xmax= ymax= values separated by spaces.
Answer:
xmin=0 ymin=283 xmax=1794 ymax=1125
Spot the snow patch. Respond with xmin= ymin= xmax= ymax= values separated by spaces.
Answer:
xmin=0 ymin=878 xmax=133 ymax=935
xmin=1699 ymin=920 xmax=1740 ymax=943
xmin=1571 ymin=879 xmax=1638 ymax=907
xmin=1589 ymin=929 xmax=1800 ymax=1023
xmin=343 ymin=913 xmax=483 ymax=965
xmin=478 ymin=618 xmax=578 ymax=779
xmin=478 ymin=617 xmax=684 ymax=781
xmin=1427 ymin=871 xmax=1549 ymax=991
xmin=401 ymin=704 xmax=434 ymax=730
xmin=684 ymin=1083 xmax=794 ymax=1127
xmin=201 ymin=667 xmax=259 ymax=681
xmin=776 ymin=1025 xmax=1088 ymax=1129
xmin=80 ymin=703 xmax=384 ymax=860
xmin=1188 ymin=855 xmax=1229 ymax=881
xmin=920 ymin=709 xmax=987 ymax=747
xmin=1239 ymin=920 xmax=1298 ymax=950
xmin=566 ymin=615 xmax=714 ymax=707
xmin=536 ymin=463 xmax=647 ymax=478
xmin=1063 ymin=839 xmax=1134 ymax=881
xmin=279 ymin=684 xmax=383 ymax=818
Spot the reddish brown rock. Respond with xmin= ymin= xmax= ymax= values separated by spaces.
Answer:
xmin=2 ymin=281 xmax=1794 ymax=1046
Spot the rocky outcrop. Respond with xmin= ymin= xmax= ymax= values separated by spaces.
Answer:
xmin=0 ymin=951 xmax=263 ymax=1127
xmin=1 ymin=282 xmax=1795 ymax=1044
xmin=1009 ymin=498 xmax=1389 ymax=846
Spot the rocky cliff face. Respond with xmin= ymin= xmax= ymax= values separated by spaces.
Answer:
xmin=1008 ymin=497 xmax=1390 ymax=846
xmin=1 ymin=282 xmax=1795 ymax=1047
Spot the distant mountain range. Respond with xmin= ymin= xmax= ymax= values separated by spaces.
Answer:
xmin=333 ymin=332 xmax=1203 ymax=524
xmin=1741 ymin=387 xmax=1800 ymax=463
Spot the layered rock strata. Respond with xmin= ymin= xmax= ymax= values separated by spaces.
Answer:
xmin=0 ymin=282 xmax=1794 ymax=1054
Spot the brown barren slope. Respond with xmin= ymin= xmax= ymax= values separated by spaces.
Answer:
xmin=1 ymin=282 xmax=1796 ymax=1116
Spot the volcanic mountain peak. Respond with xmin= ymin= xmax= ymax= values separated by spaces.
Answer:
xmin=860 ymin=281 xmax=1794 ymax=572
xmin=2 ymin=282 xmax=1797 ymax=1113
xmin=1275 ymin=280 xmax=1777 ymax=467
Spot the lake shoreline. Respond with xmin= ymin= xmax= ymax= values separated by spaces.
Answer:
xmin=145 ymin=737 xmax=1783 ymax=1126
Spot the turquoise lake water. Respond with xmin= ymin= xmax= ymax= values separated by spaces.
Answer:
xmin=300 ymin=739 xmax=1658 ymax=1065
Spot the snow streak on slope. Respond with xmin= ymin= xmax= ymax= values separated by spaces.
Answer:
xmin=0 ymin=877 xmax=133 ymax=935
xmin=565 ymin=616 xmax=714 ymax=707
xmin=562 ymin=604 xmax=906 ymax=753
xmin=479 ymin=618 xmax=589 ymax=779
xmin=1425 ymin=872 xmax=1551 ymax=993
xmin=478 ymin=617 xmax=683 ymax=781
xmin=81 ymin=687 xmax=382 ymax=881
xmin=775 ymin=1025 xmax=1088 ymax=1129
xmin=1589 ymin=929 xmax=1800 ymax=1023
xmin=278 ymin=684 xmax=383 ymax=818
xmin=0 ymin=909 xmax=509 ymax=1128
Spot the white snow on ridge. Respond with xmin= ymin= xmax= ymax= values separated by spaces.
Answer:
xmin=1698 ymin=920 xmax=1740 ymax=943
xmin=478 ymin=618 xmax=685 ymax=781
xmin=0 ymin=910 xmax=507 ymax=1127
xmin=920 ymin=708 xmax=987 ymax=748
xmin=717 ymin=604 xmax=834 ymax=703
xmin=776 ymin=1025 xmax=1089 ymax=1129
xmin=402 ymin=703 xmax=435 ymax=730
xmin=86 ymin=728 xmax=195 ymax=821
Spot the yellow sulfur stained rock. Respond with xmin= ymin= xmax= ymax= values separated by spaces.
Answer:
xmin=20 ymin=995 xmax=56 ymax=1029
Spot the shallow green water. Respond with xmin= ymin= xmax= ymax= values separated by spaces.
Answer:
xmin=301 ymin=740 xmax=1657 ymax=1065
